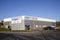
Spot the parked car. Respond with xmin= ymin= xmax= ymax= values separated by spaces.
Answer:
xmin=43 ymin=26 xmax=56 ymax=30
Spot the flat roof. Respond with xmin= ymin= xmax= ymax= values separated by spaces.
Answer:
xmin=3 ymin=16 xmax=56 ymax=22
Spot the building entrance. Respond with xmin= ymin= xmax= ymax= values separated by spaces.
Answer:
xmin=25 ymin=25 xmax=30 ymax=30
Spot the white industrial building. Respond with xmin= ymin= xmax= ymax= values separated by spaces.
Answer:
xmin=3 ymin=16 xmax=56 ymax=30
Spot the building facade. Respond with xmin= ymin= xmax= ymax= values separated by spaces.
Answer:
xmin=3 ymin=16 xmax=56 ymax=30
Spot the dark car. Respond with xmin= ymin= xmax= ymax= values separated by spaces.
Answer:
xmin=43 ymin=26 xmax=55 ymax=30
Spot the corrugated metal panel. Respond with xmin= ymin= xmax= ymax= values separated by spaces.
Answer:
xmin=24 ymin=20 xmax=56 ymax=30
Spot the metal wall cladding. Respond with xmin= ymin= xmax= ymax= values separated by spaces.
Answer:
xmin=4 ymin=20 xmax=25 ymax=30
xmin=11 ymin=20 xmax=25 ymax=30
xmin=24 ymin=20 xmax=56 ymax=30
xmin=4 ymin=20 xmax=56 ymax=30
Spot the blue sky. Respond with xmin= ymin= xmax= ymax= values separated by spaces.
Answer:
xmin=0 ymin=0 xmax=60 ymax=21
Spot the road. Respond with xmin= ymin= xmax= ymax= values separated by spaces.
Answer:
xmin=0 ymin=30 xmax=60 ymax=40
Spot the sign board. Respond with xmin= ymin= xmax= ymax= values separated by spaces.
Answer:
xmin=25 ymin=17 xmax=37 ymax=20
xmin=31 ymin=18 xmax=37 ymax=20
xmin=4 ymin=18 xmax=12 ymax=22
xmin=11 ymin=20 xmax=21 ymax=24
xmin=11 ymin=17 xmax=21 ymax=24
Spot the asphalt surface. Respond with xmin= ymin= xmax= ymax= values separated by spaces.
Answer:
xmin=0 ymin=30 xmax=60 ymax=40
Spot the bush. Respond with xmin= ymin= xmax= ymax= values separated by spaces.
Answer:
xmin=0 ymin=28 xmax=9 ymax=31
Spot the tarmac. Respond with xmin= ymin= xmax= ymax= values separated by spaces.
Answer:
xmin=0 ymin=30 xmax=60 ymax=40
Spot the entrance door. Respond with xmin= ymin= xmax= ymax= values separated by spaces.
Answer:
xmin=25 ymin=25 xmax=30 ymax=30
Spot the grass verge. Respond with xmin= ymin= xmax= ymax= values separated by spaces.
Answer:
xmin=0 ymin=28 xmax=30 ymax=32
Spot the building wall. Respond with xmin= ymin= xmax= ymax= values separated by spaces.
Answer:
xmin=3 ymin=21 xmax=11 ymax=28
xmin=3 ymin=16 xmax=56 ymax=30
xmin=24 ymin=20 xmax=56 ymax=30
xmin=3 ymin=20 xmax=25 ymax=30
xmin=11 ymin=20 xmax=25 ymax=30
